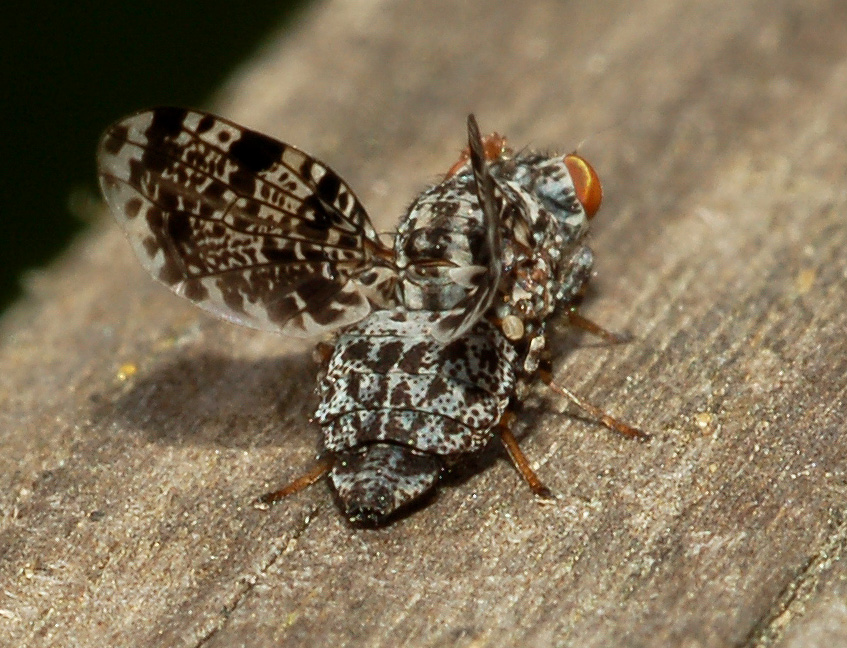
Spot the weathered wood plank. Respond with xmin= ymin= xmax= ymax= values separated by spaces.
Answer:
xmin=2 ymin=0 xmax=847 ymax=646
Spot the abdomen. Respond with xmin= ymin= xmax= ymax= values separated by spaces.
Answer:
xmin=315 ymin=309 xmax=517 ymax=522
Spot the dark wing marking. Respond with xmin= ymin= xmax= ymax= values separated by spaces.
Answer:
xmin=97 ymin=107 xmax=397 ymax=337
xmin=431 ymin=114 xmax=505 ymax=342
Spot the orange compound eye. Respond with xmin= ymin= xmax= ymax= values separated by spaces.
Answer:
xmin=564 ymin=153 xmax=602 ymax=219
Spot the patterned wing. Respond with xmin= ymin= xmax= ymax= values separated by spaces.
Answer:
xmin=97 ymin=107 xmax=397 ymax=337
xmin=431 ymin=114 xmax=505 ymax=341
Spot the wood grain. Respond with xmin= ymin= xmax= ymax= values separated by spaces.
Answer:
xmin=2 ymin=0 xmax=847 ymax=646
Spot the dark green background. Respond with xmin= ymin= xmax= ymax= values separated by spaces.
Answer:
xmin=1 ymin=1 xmax=308 ymax=314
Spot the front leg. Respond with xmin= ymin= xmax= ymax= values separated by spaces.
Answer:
xmin=566 ymin=309 xmax=632 ymax=345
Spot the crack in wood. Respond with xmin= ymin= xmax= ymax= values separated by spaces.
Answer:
xmin=740 ymin=509 xmax=847 ymax=648
xmin=192 ymin=505 xmax=321 ymax=648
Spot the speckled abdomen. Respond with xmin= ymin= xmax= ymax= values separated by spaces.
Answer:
xmin=315 ymin=309 xmax=517 ymax=522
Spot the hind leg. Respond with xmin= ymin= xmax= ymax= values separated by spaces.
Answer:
xmin=498 ymin=411 xmax=553 ymax=498
xmin=255 ymin=458 xmax=333 ymax=507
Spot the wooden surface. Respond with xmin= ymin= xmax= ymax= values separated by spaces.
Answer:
xmin=3 ymin=0 xmax=847 ymax=646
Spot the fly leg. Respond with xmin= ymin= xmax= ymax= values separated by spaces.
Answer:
xmin=538 ymin=368 xmax=649 ymax=440
xmin=498 ymin=411 xmax=553 ymax=498
xmin=255 ymin=458 xmax=333 ymax=508
xmin=566 ymin=309 xmax=632 ymax=344
xmin=255 ymin=339 xmax=337 ymax=509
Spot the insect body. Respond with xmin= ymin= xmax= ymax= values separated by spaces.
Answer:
xmin=98 ymin=108 xmax=642 ymax=524
xmin=317 ymin=309 xmax=518 ymax=521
